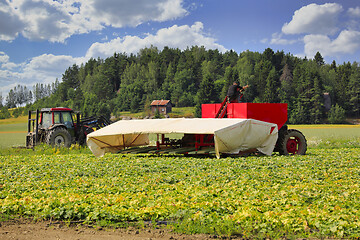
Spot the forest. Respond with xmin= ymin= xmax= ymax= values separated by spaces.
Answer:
xmin=1 ymin=46 xmax=360 ymax=124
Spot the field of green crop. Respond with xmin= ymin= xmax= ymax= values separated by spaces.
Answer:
xmin=1 ymin=117 xmax=360 ymax=238
xmin=1 ymin=146 xmax=360 ymax=239
xmin=1 ymin=118 xmax=360 ymax=149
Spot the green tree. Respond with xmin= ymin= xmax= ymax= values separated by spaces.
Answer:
xmin=144 ymin=61 xmax=159 ymax=94
xmin=254 ymin=59 xmax=272 ymax=101
xmin=314 ymin=52 xmax=325 ymax=66
xmin=59 ymin=64 xmax=80 ymax=101
xmin=82 ymin=93 xmax=98 ymax=117
xmin=236 ymin=53 xmax=257 ymax=102
xmin=171 ymin=69 xmax=194 ymax=106
xmin=334 ymin=62 xmax=352 ymax=112
xmin=289 ymin=102 xmax=309 ymax=124
xmin=328 ymin=104 xmax=346 ymax=124
xmin=195 ymin=61 xmax=217 ymax=117
xmin=348 ymin=63 xmax=360 ymax=117
xmin=5 ymin=89 xmax=16 ymax=108
xmin=0 ymin=107 xmax=11 ymax=119
xmin=160 ymin=62 xmax=175 ymax=100
xmin=263 ymin=67 xmax=280 ymax=103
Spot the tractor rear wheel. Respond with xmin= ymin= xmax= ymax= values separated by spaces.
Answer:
xmin=278 ymin=129 xmax=307 ymax=155
xmin=46 ymin=127 xmax=71 ymax=148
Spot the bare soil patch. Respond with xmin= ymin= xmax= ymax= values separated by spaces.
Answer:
xmin=0 ymin=220 xmax=225 ymax=240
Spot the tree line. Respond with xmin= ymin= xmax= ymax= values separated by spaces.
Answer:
xmin=1 ymin=46 xmax=360 ymax=123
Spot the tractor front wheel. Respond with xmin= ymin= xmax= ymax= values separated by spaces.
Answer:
xmin=278 ymin=129 xmax=307 ymax=155
xmin=46 ymin=127 xmax=71 ymax=148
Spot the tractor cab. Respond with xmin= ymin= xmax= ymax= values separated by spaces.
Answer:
xmin=39 ymin=108 xmax=76 ymax=137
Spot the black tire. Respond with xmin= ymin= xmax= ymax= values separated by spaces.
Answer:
xmin=46 ymin=127 xmax=72 ymax=148
xmin=277 ymin=129 xmax=307 ymax=155
xmin=78 ymin=126 xmax=94 ymax=145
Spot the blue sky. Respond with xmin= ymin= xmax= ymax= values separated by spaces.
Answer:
xmin=1 ymin=0 xmax=360 ymax=98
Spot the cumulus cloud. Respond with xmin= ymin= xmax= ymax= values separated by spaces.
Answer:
xmin=282 ymin=3 xmax=343 ymax=35
xmin=0 ymin=52 xmax=17 ymax=70
xmin=23 ymin=54 xmax=77 ymax=76
xmin=269 ymin=32 xmax=298 ymax=45
xmin=0 ymin=53 xmax=78 ymax=94
xmin=304 ymin=30 xmax=360 ymax=58
xmin=85 ymin=22 xmax=227 ymax=59
xmin=0 ymin=0 xmax=188 ymax=42
xmin=0 ymin=1 xmax=25 ymax=41
xmin=270 ymin=3 xmax=360 ymax=59
xmin=348 ymin=7 xmax=360 ymax=18
xmin=82 ymin=0 xmax=187 ymax=27
xmin=0 ymin=52 xmax=9 ymax=63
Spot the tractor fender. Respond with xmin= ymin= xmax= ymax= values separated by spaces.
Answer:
xmin=47 ymin=123 xmax=67 ymax=131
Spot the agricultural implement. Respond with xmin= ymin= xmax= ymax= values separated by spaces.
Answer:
xmin=86 ymin=98 xmax=307 ymax=158
xmin=26 ymin=107 xmax=111 ymax=148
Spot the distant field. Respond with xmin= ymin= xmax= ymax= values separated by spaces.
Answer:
xmin=289 ymin=124 xmax=360 ymax=138
xmin=0 ymin=114 xmax=359 ymax=149
xmin=0 ymin=122 xmax=27 ymax=148
xmin=0 ymin=115 xmax=27 ymax=125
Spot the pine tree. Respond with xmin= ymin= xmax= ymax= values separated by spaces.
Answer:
xmin=328 ymin=104 xmax=345 ymax=123
xmin=0 ymin=93 xmax=3 ymax=107
xmin=314 ymin=52 xmax=325 ymax=66
xmin=5 ymin=89 xmax=16 ymax=108
xmin=195 ymin=61 xmax=217 ymax=117
xmin=263 ymin=67 xmax=280 ymax=103
xmin=348 ymin=63 xmax=360 ymax=117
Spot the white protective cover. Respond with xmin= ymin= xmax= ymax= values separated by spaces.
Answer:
xmin=86 ymin=118 xmax=278 ymax=158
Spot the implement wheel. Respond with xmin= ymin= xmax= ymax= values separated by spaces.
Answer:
xmin=46 ymin=127 xmax=71 ymax=148
xmin=278 ymin=129 xmax=307 ymax=155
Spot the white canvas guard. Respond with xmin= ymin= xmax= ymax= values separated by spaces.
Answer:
xmin=86 ymin=118 xmax=278 ymax=158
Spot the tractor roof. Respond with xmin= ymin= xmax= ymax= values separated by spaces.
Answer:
xmin=40 ymin=107 xmax=73 ymax=112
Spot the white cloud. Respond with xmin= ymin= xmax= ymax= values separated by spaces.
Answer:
xmin=1 ymin=62 xmax=18 ymax=70
xmin=269 ymin=32 xmax=298 ymax=45
xmin=282 ymin=3 xmax=343 ymax=35
xmin=348 ymin=7 xmax=360 ymax=18
xmin=0 ymin=52 xmax=9 ymax=63
xmin=85 ymin=22 xmax=227 ymax=59
xmin=155 ymin=0 xmax=188 ymax=21
xmin=0 ymin=0 xmax=188 ymax=42
xmin=23 ymin=54 xmax=76 ymax=76
xmin=81 ymin=0 xmax=187 ymax=28
xmin=0 ymin=52 xmax=19 ymax=70
xmin=0 ymin=0 xmax=25 ymax=41
xmin=0 ymin=53 xmax=78 ymax=94
xmin=304 ymin=30 xmax=360 ymax=58
xmin=273 ymin=3 xmax=360 ymax=60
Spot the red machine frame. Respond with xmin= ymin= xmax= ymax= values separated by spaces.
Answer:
xmin=155 ymin=101 xmax=288 ymax=151
xmin=154 ymin=98 xmax=306 ymax=155
xmin=202 ymin=102 xmax=288 ymax=129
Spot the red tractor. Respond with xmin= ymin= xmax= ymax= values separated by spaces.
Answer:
xmin=26 ymin=107 xmax=111 ymax=148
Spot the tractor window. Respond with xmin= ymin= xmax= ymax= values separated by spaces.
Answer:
xmin=62 ymin=112 xmax=74 ymax=129
xmin=54 ymin=112 xmax=61 ymax=124
xmin=42 ymin=112 xmax=52 ymax=129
